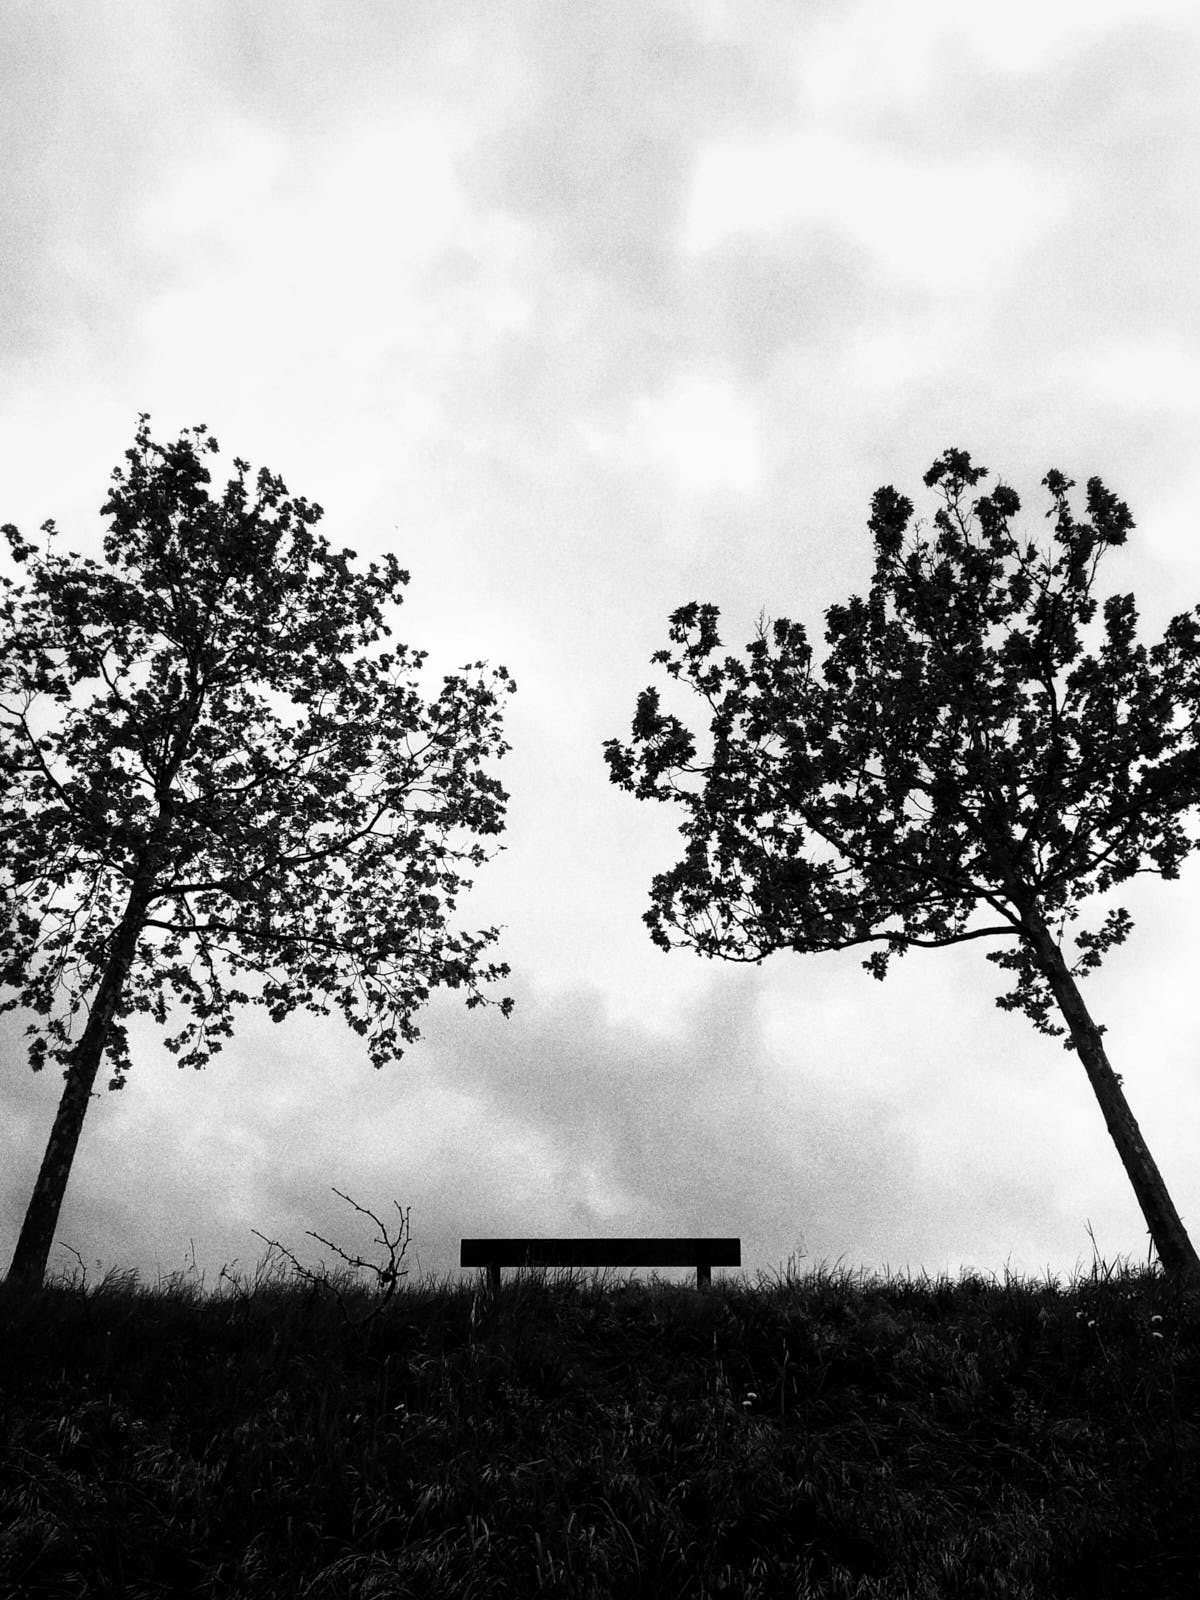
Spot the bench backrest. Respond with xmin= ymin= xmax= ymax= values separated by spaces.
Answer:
xmin=460 ymin=1237 xmax=741 ymax=1289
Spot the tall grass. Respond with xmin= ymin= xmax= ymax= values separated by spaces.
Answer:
xmin=2 ymin=1206 xmax=1198 ymax=1598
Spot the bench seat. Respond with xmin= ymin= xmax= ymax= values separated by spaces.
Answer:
xmin=460 ymin=1236 xmax=741 ymax=1290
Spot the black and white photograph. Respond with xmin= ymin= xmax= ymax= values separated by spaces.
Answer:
xmin=3 ymin=3 xmax=1199 ymax=1593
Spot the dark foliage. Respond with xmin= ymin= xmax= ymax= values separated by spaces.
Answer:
xmin=1 ymin=1237 xmax=1198 ymax=1598
xmin=605 ymin=449 xmax=1200 ymax=1027
xmin=0 ymin=415 xmax=515 ymax=1085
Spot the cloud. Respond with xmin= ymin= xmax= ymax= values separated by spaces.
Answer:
xmin=619 ymin=374 xmax=762 ymax=498
xmin=794 ymin=0 xmax=1194 ymax=114
xmin=1050 ymin=339 xmax=1200 ymax=414
xmin=461 ymin=1 xmax=785 ymax=294
xmin=684 ymin=132 xmax=1062 ymax=293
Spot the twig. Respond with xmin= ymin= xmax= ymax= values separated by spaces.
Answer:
xmin=250 ymin=1185 xmax=411 ymax=1333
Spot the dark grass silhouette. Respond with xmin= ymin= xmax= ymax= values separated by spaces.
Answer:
xmin=2 ymin=1202 xmax=1198 ymax=1598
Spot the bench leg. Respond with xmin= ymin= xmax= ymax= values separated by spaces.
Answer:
xmin=488 ymin=1262 xmax=500 ymax=1292
xmin=696 ymin=1262 xmax=711 ymax=1290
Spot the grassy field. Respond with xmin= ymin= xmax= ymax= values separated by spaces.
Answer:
xmin=1 ymin=1220 xmax=1198 ymax=1599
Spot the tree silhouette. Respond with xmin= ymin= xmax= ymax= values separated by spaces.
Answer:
xmin=606 ymin=449 xmax=1200 ymax=1286
xmin=1 ymin=416 xmax=514 ymax=1290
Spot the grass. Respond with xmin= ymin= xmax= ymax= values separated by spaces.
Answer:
xmin=2 ymin=1201 xmax=1199 ymax=1598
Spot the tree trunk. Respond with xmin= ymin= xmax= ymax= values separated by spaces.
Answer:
xmin=1022 ymin=907 xmax=1200 ymax=1288
xmin=5 ymin=868 xmax=156 ymax=1292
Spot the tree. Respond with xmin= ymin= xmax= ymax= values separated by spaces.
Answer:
xmin=1 ymin=416 xmax=515 ymax=1291
xmin=605 ymin=449 xmax=1200 ymax=1287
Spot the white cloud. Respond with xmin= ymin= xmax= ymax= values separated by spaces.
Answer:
xmin=794 ymin=0 xmax=1194 ymax=113
xmin=659 ymin=0 xmax=739 ymax=44
xmin=134 ymin=116 xmax=291 ymax=249
xmin=132 ymin=108 xmax=497 ymax=428
xmin=794 ymin=3 xmax=947 ymax=115
xmin=683 ymin=131 xmax=1061 ymax=291
xmin=1052 ymin=339 xmax=1200 ymax=414
xmin=632 ymin=374 xmax=761 ymax=496
xmin=139 ymin=110 xmax=468 ymax=266
xmin=959 ymin=0 xmax=1194 ymax=73
xmin=1130 ymin=468 xmax=1200 ymax=574
xmin=845 ymin=318 xmax=957 ymax=392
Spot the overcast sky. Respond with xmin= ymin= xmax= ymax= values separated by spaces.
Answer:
xmin=4 ymin=0 xmax=1200 ymax=1298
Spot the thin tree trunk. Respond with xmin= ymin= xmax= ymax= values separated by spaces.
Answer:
xmin=5 ymin=868 xmax=156 ymax=1292
xmin=1022 ymin=907 xmax=1200 ymax=1288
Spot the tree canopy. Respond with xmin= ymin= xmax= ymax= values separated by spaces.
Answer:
xmin=0 ymin=415 xmax=515 ymax=1089
xmin=606 ymin=449 xmax=1200 ymax=1042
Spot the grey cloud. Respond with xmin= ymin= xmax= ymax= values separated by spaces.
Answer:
xmin=683 ymin=227 xmax=892 ymax=376
xmin=461 ymin=0 xmax=794 ymax=282
xmin=392 ymin=970 xmax=935 ymax=1280
xmin=4 ymin=919 xmax=1184 ymax=1297
xmin=0 ymin=965 xmax=912 ymax=1292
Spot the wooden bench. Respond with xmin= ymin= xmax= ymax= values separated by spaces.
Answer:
xmin=460 ymin=1237 xmax=741 ymax=1291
